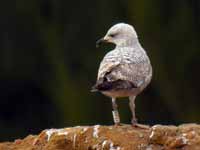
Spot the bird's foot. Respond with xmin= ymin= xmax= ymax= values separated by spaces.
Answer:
xmin=114 ymin=122 xmax=122 ymax=126
xmin=131 ymin=118 xmax=149 ymax=129
xmin=132 ymin=123 xmax=150 ymax=129
xmin=131 ymin=118 xmax=138 ymax=125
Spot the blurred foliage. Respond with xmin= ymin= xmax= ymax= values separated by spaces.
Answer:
xmin=0 ymin=0 xmax=199 ymax=141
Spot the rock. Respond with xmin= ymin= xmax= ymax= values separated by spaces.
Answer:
xmin=0 ymin=124 xmax=200 ymax=150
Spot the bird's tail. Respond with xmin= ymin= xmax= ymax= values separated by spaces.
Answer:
xmin=90 ymin=85 xmax=99 ymax=92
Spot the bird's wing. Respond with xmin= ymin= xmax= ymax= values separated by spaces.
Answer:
xmin=95 ymin=47 xmax=152 ymax=91
xmin=106 ymin=62 xmax=152 ymax=87
xmin=97 ymin=49 xmax=122 ymax=80
xmin=97 ymin=59 xmax=120 ymax=80
xmin=93 ymin=61 xmax=151 ymax=92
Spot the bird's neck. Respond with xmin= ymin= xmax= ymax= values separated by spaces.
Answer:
xmin=116 ymin=38 xmax=139 ymax=48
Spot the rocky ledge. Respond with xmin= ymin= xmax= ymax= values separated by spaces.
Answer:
xmin=0 ymin=124 xmax=200 ymax=150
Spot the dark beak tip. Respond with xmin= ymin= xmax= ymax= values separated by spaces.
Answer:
xmin=96 ymin=38 xmax=104 ymax=48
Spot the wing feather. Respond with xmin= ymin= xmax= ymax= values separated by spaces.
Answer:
xmin=96 ymin=47 xmax=152 ymax=88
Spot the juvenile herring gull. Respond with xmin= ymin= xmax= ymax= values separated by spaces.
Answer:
xmin=92 ymin=23 xmax=152 ymax=126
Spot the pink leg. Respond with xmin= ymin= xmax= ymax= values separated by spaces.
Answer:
xmin=129 ymin=95 xmax=137 ymax=125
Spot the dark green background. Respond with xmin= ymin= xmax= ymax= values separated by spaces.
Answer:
xmin=0 ymin=0 xmax=200 ymax=141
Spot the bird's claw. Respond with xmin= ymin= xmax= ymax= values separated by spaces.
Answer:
xmin=132 ymin=123 xmax=150 ymax=129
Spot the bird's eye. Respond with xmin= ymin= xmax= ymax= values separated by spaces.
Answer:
xmin=109 ymin=33 xmax=116 ymax=37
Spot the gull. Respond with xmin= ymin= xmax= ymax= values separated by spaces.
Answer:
xmin=92 ymin=23 xmax=152 ymax=126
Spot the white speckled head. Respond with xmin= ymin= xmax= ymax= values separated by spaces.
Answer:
xmin=103 ymin=23 xmax=138 ymax=47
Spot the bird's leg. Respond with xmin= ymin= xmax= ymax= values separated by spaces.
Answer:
xmin=111 ymin=98 xmax=120 ymax=125
xmin=129 ymin=95 xmax=137 ymax=126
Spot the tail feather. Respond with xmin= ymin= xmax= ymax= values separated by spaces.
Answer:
xmin=91 ymin=78 xmax=104 ymax=92
xmin=91 ymin=79 xmax=137 ymax=92
xmin=91 ymin=85 xmax=99 ymax=92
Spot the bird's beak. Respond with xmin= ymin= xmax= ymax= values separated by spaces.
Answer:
xmin=96 ymin=36 xmax=110 ymax=48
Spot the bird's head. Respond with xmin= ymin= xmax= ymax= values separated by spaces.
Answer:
xmin=96 ymin=23 xmax=138 ymax=47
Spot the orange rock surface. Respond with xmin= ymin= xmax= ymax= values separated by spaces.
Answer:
xmin=0 ymin=124 xmax=200 ymax=150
